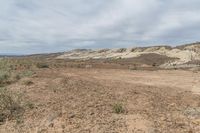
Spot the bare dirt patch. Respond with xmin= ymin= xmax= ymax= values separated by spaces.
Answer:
xmin=0 ymin=67 xmax=200 ymax=132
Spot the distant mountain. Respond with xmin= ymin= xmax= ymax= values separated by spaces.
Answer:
xmin=0 ymin=52 xmax=64 ymax=58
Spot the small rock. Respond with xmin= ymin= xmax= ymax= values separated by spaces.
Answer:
xmin=192 ymin=119 xmax=200 ymax=125
xmin=49 ymin=123 xmax=54 ymax=127
xmin=160 ymin=117 xmax=166 ymax=121
xmin=90 ymin=112 xmax=94 ymax=115
xmin=68 ymin=114 xmax=75 ymax=118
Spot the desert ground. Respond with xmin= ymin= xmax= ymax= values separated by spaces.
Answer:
xmin=1 ymin=43 xmax=200 ymax=133
xmin=0 ymin=57 xmax=200 ymax=133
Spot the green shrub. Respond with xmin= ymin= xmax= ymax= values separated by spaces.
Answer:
xmin=20 ymin=70 xmax=34 ymax=78
xmin=113 ymin=103 xmax=124 ymax=114
xmin=0 ymin=88 xmax=24 ymax=124
xmin=0 ymin=71 xmax=10 ymax=86
xmin=36 ymin=63 xmax=49 ymax=68
xmin=0 ymin=59 xmax=11 ymax=71
xmin=0 ymin=71 xmax=9 ymax=81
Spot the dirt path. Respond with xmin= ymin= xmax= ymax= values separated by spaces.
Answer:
xmin=2 ymin=68 xmax=200 ymax=132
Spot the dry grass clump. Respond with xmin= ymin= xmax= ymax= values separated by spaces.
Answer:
xmin=0 ymin=58 xmax=38 ymax=126
xmin=0 ymin=70 xmax=32 ymax=87
xmin=0 ymin=59 xmax=37 ymax=87
xmin=19 ymin=70 xmax=34 ymax=78
xmin=0 ymin=88 xmax=24 ymax=124
xmin=23 ymin=80 xmax=34 ymax=86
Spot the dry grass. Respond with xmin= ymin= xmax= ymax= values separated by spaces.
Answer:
xmin=0 ymin=71 xmax=10 ymax=87
xmin=0 ymin=58 xmax=36 ymax=124
xmin=22 ymin=80 xmax=34 ymax=86
xmin=0 ymin=88 xmax=24 ymax=124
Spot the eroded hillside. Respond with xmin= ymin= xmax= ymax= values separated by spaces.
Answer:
xmin=57 ymin=42 xmax=200 ymax=68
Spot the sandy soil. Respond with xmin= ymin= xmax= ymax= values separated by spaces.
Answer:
xmin=1 ymin=68 xmax=200 ymax=133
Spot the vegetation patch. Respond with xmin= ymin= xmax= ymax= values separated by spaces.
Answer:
xmin=25 ymin=102 xmax=35 ymax=109
xmin=23 ymin=80 xmax=34 ymax=86
xmin=20 ymin=70 xmax=34 ymax=78
xmin=36 ymin=63 xmax=49 ymax=68
xmin=0 ymin=71 xmax=11 ymax=87
xmin=0 ymin=88 xmax=24 ymax=124
xmin=113 ymin=103 xmax=125 ymax=114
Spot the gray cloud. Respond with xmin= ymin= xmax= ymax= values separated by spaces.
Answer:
xmin=0 ymin=0 xmax=200 ymax=54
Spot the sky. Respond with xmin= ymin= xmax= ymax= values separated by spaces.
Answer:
xmin=0 ymin=0 xmax=200 ymax=54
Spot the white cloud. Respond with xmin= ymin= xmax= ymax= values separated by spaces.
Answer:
xmin=0 ymin=0 xmax=200 ymax=54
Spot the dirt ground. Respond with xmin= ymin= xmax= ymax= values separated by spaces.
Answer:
xmin=1 ymin=67 xmax=200 ymax=133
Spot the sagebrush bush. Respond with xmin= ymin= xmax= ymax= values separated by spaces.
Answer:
xmin=0 ymin=71 xmax=10 ymax=86
xmin=20 ymin=70 xmax=34 ymax=77
xmin=0 ymin=59 xmax=11 ymax=71
xmin=0 ymin=71 xmax=9 ymax=81
xmin=36 ymin=63 xmax=49 ymax=68
xmin=113 ymin=103 xmax=124 ymax=114
xmin=0 ymin=88 xmax=24 ymax=124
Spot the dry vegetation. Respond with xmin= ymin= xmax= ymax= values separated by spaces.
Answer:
xmin=0 ymin=55 xmax=200 ymax=132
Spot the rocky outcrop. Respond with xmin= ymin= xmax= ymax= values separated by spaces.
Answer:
xmin=57 ymin=43 xmax=200 ymax=67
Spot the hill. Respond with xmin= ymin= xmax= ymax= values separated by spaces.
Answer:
xmin=56 ymin=42 xmax=200 ymax=69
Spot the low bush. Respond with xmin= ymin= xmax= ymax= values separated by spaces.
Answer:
xmin=0 ymin=88 xmax=24 ymax=124
xmin=0 ymin=71 xmax=10 ymax=87
xmin=20 ymin=70 xmax=34 ymax=78
xmin=113 ymin=103 xmax=124 ymax=114
xmin=36 ymin=63 xmax=49 ymax=68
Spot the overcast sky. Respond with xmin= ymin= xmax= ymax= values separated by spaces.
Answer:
xmin=0 ymin=0 xmax=200 ymax=54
